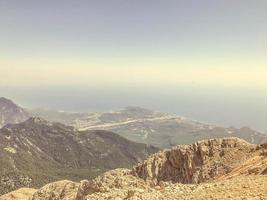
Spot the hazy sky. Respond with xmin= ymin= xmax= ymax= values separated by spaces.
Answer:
xmin=0 ymin=0 xmax=267 ymax=88
xmin=1 ymin=1 xmax=267 ymax=131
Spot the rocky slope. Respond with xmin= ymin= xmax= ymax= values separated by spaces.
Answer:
xmin=133 ymin=137 xmax=266 ymax=184
xmin=0 ymin=117 xmax=157 ymax=195
xmin=2 ymin=174 xmax=266 ymax=200
xmin=0 ymin=97 xmax=29 ymax=128
xmin=0 ymin=188 xmax=37 ymax=200
xmin=32 ymin=106 xmax=267 ymax=148
xmin=1 ymin=137 xmax=266 ymax=200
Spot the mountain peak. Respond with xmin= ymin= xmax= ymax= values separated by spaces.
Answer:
xmin=26 ymin=117 xmax=49 ymax=124
xmin=0 ymin=97 xmax=29 ymax=127
xmin=0 ymin=97 xmax=13 ymax=103
xmin=0 ymin=97 xmax=17 ymax=108
xmin=123 ymin=106 xmax=154 ymax=113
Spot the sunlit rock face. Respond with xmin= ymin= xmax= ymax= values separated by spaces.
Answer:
xmin=133 ymin=137 xmax=265 ymax=184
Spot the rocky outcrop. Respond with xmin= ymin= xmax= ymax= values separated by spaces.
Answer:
xmin=132 ymin=137 xmax=259 ymax=184
xmin=75 ymin=169 xmax=144 ymax=199
xmin=83 ymin=175 xmax=267 ymax=200
xmin=27 ymin=169 xmax=148 ymax=200
xmin=3 ymin=175 xmax=267 ymax=200
xmin=31 ymin=180 xmax=79 ymax=200
xmin=0 ymin=188 xmax=37 ymax=200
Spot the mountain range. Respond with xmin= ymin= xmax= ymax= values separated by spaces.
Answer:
xmin=31 ymin=106 xmax=267 ymax=148
xmin=1 ymin=97 xmax=267 ymax=148
xmin=0 ymin=117 xmax=157 ymax=195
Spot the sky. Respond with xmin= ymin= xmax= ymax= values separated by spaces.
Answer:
xmin=0 ymin=1 xmax=267 ymax=130
xmin=0 ymin=0 xmax=267 ymax=88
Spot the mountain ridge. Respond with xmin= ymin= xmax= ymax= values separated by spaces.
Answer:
xmin=1 ymin=136 xmax=266 ymax=200
xmin=1 ymin=97 xmax=266 ymax=148
xmin=0 ymin=117 xmax=157 ymax=195
xmin=31 ymin=106 xmax=267 ymax=148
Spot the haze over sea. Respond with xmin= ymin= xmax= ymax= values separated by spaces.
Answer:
xmin=1 ymin=85 xmax=267 ymax=132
